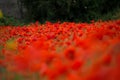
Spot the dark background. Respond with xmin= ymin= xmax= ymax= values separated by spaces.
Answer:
xmin=0 ymin=0 xmax=120 ymax=25
xmin=20 ymin=0 xmax=120 ymax=23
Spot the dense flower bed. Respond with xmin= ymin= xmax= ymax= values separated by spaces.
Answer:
xmin=0 ymin=20 xmax=120 ymax=80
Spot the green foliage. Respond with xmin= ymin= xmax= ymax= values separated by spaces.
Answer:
xmin=0 ymin=16 xmax=25 ymax=26
xmin=20 ymin=0 xmax=120 ymax=23
xmin=110 ymin=8 xmax=120 ymax=20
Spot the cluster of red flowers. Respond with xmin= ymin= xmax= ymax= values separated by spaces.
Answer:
xmin=0 ymin=20 xmax=120 ymax=80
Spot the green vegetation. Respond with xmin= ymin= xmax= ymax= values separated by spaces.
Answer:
xmin=20 ymin=0 xmax=120 ymax=23
xmin=0 ymin=0 xmax=120 ymax=25
xmin=0 ymin=16 xmax=26 ymax=26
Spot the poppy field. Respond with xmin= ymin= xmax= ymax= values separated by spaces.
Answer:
xmin=0 ymin=20 xmax=120 ymax=80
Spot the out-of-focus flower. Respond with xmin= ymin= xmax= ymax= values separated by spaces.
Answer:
xmin=0 ymin=9 xmax=3 ymax=19
xmin=5 ymin=39 xmax=17 ymax=50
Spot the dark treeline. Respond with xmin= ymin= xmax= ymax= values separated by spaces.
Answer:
xmin=20 ymin=0 xmax=120 ymax=23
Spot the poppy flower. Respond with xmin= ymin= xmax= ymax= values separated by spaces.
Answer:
xmin=64 ymin=46 xmax=76 ymax=60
